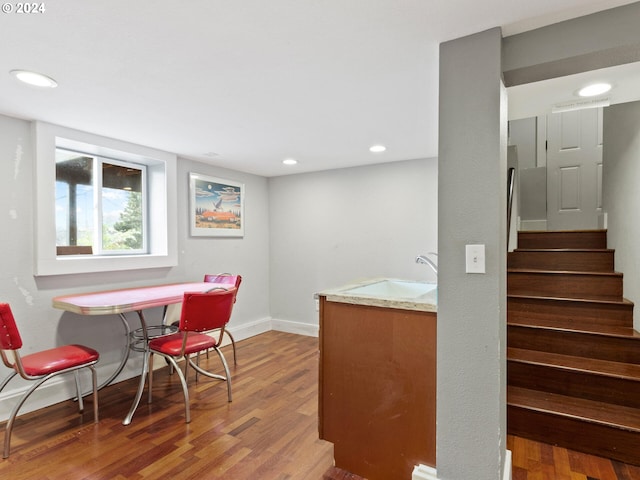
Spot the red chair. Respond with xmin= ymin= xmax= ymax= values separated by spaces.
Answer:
xmin=0 ymin=303 xmax=99 ymax=458
xmin=203 ymin=274 xmax=242 ymax=365
xmin=147 ymin=288 xmax=236 ymax=423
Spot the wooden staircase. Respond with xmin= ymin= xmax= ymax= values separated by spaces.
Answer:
xmin=507 ymin=230 xmax=640 ymax=465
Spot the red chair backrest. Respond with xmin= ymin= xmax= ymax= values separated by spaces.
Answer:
xmin=204 ymin=274 xmax=242 ymax=302
xmin=0 ymin=303 xmax=23 ymax=350
xmin=179 ymin=288 xmax=236 ymax=333
xmin=204 ymin=273 xmax=241 ymax=288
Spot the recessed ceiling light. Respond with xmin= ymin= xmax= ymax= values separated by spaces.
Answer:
xmin=369 ymin=145 xmax=386 ymax=153
xmin=282 ymin=158 xmax=297 ymax=166
xmin=578 ymin=83 xmax=611 ymax=97
xmin=10 ymin=69 xmax=58 ymax=88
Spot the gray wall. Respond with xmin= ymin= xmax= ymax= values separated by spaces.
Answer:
xmin=603 ymin=100 xmax=640 ymax=331
xmin=1 ymin=111 xmax=437 ymax=420
xmin=438 ymin=27 xmax=507 ymax=480
xmin=508 ymin=118 xmax=548 ymax=226
xmin=0 ymin=113 xmax=271 ymax=419
xmin=508 ymin=118 xmax=537 ymax=169
xmin=269 ymin=158 xmax=438 ymax=329
xmin=503 ymin=2 xmax=640 ymax=86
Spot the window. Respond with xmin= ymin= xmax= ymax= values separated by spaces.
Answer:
xmin=34 ymin=122 xmax=178 ymax=276
xmin=55 ymin=149 xmax=147 ymax=255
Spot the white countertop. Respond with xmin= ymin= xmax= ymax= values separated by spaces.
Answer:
xmin=316 ymin=277 xmax=437 ymax=313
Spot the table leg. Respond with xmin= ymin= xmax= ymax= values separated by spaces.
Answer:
xmin=122 ymin=310 xmax=149 ymax=426
xmin=98 ymin=313 xmax=132 ymax=390
xmin=74 ymin=312 xmax=131 ymax=402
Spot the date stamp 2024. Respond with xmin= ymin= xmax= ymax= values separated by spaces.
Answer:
xmin=2 ymin=3 xmax=46 ymax=14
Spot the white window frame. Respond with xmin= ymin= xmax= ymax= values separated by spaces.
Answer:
xmin=34 ymin=121 xmax=178 ymax=276
xmin=56 ymin=150 xmax=149 ymax=256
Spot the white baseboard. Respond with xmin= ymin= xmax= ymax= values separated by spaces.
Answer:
xmin=412 ymin=464 xmax=437 ymax=480
xmin=270 ymin=318 xmax=319 ymax=337
xmin=504 ymin=449 xmax=512 ymax=480
xmin=227 ymin=316 xmax=272 ymax=341
xmin=411 ymin=449 xmax=511 ymax=480
xmin=0 ymin=361 xmax=127 ymax=422
xmin=520 ymin=219 xmax=547 ymax=231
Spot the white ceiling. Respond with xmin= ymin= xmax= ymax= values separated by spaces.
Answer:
xmin=508 ymin=61 xmax=640 ymax=120
xmin=1 ymin=0 xmax=637 ymax=177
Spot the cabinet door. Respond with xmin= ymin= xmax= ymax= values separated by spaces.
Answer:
xmin=319 ymin=299 xmax=436 ymax=480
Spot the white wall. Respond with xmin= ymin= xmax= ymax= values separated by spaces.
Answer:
xmin=268 ymin=158 xmax=438 ymax=333
xmin=603 ymin=100 xmax=640 ymax=331
xmin=0 ymin=113 xmax=271 ymax=420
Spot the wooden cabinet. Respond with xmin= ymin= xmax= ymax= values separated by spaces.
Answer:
xmin=318 ymin=297 xmax=436 ymax=480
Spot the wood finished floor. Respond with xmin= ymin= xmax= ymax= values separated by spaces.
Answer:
xmin=1 ymin=330 xmax=639 ymax=479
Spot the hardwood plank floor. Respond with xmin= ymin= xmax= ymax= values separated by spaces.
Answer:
xmin=1 ymin=331 xmax=639 ymax=479
xmin=508 ymin=435 xmax=640 ymax=480
xmin=0 ymin=331 xmax=335 ymax=480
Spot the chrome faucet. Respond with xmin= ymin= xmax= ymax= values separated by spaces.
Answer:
xmin=415 ymin=252 xmax=438 ymax=275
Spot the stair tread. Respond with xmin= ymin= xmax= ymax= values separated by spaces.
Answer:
xmin=508 ymin=347 xmax=640 ymax=380
xmin=513 ymin=248 xmax=614 ymax=253
xmin=508 ymin=268 xmax=622 ymax=276
xmin=519 ymin=229 xmax=608 ymax=234
xmin=508 ymin=386 xmax=640 ymax=432
xmin=508 ymin=317 xmax=640 ymax=338
xmin=508 ymin=293 xmax=634 ymax=306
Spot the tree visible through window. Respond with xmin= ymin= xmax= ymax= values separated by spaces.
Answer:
xmin=110 ymin=190 xmax=143 ymax=250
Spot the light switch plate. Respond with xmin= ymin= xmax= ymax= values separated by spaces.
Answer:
xmin=465 ymin=244 xmax=485 ymax=273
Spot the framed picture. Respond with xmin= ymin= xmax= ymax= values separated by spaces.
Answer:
xmin=189 ymin=173 xmax=244 ymax=237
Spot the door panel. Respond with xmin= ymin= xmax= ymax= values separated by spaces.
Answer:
xmin=559 ymin=166 xmax=580 ymax=210
xmin=547 ymin=108 xmax=603 ymax=230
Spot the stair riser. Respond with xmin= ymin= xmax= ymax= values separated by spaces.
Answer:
xmin=508 ymin=406 xmax=640 ymax=466
xmin=508 ymin=297 xmax=633 ymax=328
xmin=508 ymin=326 xmax=640 ymax=364
xmin=518 ymin=231 xmax=607 ymax=250
xmin=508 ymin=251 xmax=614 ymax=272
xmin=508 ymin=361 xmax=640 ymax=409
xmin=508 ymin=272 xmax=622 ymax=299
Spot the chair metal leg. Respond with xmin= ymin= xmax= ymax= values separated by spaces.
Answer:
xmin=214 ymin=346 xmax=233 ymax=402
xmin=225 ymin=331 xmax=238 ymax=366
xmin=2 ymin=364 xmax=99 ymax=459
xmin=148 ymin=353 xmax=154 ymax=404
xmin=0 ymin=371 xmax=17 ymax=394
xmin=3 ymin=375 xmax=49 ymax=458
xmin=164 ymin=355 xmax=191 ymax=423
xmin=73 ymin=370 xmax=84 ymax=413
xmin=195 ymin=352 xmax=200 ymax=383
xmin=90 ymin=366 xmax=99 ymax=423
xmin=187 ymin=348 xmax=232 ymax=402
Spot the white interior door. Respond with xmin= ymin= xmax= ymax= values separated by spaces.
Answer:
xmin=546 ymin=108 xmax=603 ymax=230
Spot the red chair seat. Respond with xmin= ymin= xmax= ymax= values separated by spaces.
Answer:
xmin=20 ymin=345 xmax=100 ymax=377
xmin=149 ymin=332 xmax=216 ymax=357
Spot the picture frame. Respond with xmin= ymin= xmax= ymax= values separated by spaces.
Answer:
xmin=189 ymin=173 xmax=244 ymax=237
